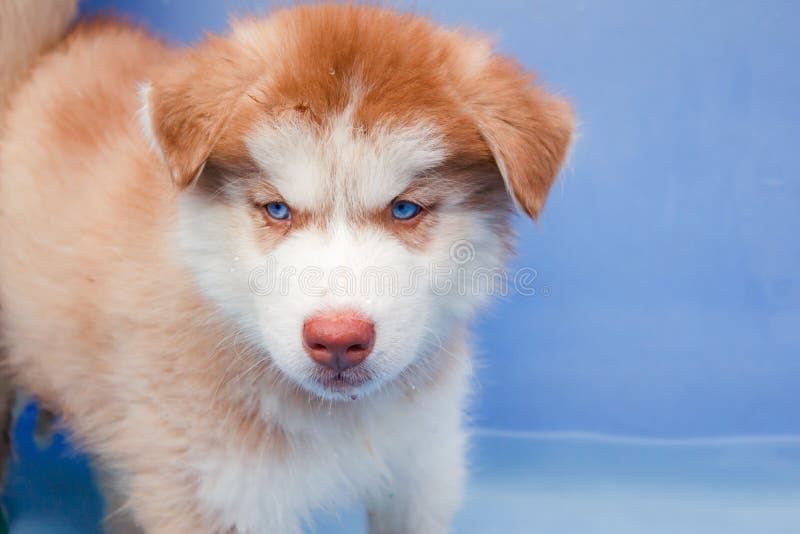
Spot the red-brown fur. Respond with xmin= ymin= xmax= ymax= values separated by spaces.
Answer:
xmin=150 ymin=4 xmax=573 ymax=216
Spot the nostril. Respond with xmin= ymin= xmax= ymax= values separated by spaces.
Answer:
xmin=303 ymin=311 xmax=375 ymax=371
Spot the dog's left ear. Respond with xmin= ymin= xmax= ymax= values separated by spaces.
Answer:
xmin=464 ymin=54 xmax=575 ymax=220
xmin=139 ymin=43 xmax=247 ymax=189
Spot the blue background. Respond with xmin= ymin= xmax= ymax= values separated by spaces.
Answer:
xmin=4 ymin=1 xmax=799 ymax=532
xmin=80 ymin=0 xmax=800 ymax=439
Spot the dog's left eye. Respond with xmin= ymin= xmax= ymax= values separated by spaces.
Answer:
xmin=391 ymin=200 xmax=421 ymax=220
xmin=265 ymin=202 xmax=291 ymax=220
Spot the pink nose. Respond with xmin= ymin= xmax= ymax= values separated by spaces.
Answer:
xmin=303 ymin=312 xmax=375 ymax=372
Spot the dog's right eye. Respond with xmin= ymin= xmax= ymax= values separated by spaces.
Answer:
xmin=265 ymin=202 xmax=291 ymax=220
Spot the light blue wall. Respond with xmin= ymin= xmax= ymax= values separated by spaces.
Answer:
xmin=83 ymin=0 xmax=800 ymax=438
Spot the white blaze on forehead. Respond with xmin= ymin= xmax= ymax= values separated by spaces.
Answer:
xmin=245 ymin=102 xmax=447 ymax=211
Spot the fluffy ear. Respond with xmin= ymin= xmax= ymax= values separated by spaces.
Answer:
xmin=139 ymin=44 xmax=247 ymax=188
xmin=466 ymin=56 xmax=575 ymax=219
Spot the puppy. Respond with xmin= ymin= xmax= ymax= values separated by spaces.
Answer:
xmin=0 ymin=3 xmax=573 ymax=532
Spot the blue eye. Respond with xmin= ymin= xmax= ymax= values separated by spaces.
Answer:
xmin=265 ymin=202 xmax=291 ymax=220
xmin=391 ymin=201 xmax=422 ymax=220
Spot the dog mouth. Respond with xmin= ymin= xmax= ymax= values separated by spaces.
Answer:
xmin=311 ymin=367 xmax=373 ymax=393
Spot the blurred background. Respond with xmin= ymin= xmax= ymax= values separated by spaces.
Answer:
xmin=4 ymin=1 xmax=799 ymax=532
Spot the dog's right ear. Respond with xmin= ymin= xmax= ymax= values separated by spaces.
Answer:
xmin=139 ymin=43 xmax=249 ymax=189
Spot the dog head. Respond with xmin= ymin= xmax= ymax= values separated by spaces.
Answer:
xmin=141 ymin=4 xmax=573 ymax=401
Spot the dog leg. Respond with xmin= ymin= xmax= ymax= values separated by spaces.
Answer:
xmin=94 ymin=464 xmax=144 ymax=534
xmin=118 ymin=468 xmax=228 ymax=534
xmin=0 ymin=372 xmax=14 ymax=487
xmin=367 ymin=427 xmax=466 ymax=534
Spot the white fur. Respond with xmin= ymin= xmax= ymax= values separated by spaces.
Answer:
xmin=191 ymin=350 xmax=469 ymax=533
xmin=246 ymin=100 xmax=448 ymax=212
xmin=136 ymin=81 xmax=167 ymax=165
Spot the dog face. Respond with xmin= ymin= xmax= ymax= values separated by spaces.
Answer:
xmin=141 ymin=5 xmax=573 ymax=401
